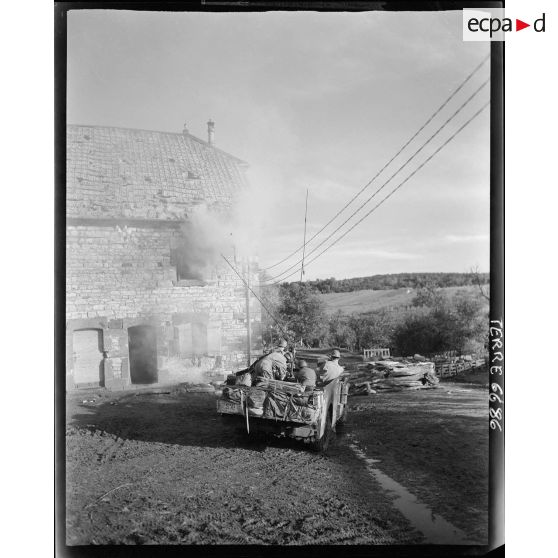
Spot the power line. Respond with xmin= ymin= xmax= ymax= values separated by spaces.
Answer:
xmin=266 ymin=101 xmax=490 ymax=285
xmin=262 ymin=78 xmax=489 ymax=284
xmin=264 ymin=79 xmax=488 ymax=283
xmin=260 ymin=53 xmax=490 ymax=272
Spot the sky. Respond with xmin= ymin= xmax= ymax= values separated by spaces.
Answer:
xmin=67 ymin=9 xmax=490 ymax=281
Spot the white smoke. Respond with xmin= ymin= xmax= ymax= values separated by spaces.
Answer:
xmin=164 ymin=356 xmax=226 ymax=384
xmin=175 ymin=181 xmax=276 ymax=278
xmin=175 ymin=205 xmax=233 ymax=280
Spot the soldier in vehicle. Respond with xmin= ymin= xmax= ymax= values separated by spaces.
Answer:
xmin=294 ymin=359 xmax=316 ymax=388
xmin=283 ymin=345 xmax=297 ymax=379
xmin=317 ymin=349 xmax=344 ymax=384
xmin=253 ymin=338 xmax=288 ymax=381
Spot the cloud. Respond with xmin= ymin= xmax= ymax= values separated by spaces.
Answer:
xmin=326 ymin=246 xmax=420 ymax=261
xmin=444 ymin=234 xmax=489 ymax=244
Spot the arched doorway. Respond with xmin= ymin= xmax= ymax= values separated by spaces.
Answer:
xmin=128 ymin=325 xmax=158 ymax=384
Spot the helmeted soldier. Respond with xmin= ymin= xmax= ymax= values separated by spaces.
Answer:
xmin=253 ymin=339 xmax=289 ymax=381
xmin=317 ymin=349 xmax=344 ymax=384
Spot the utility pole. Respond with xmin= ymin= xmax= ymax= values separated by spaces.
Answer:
xmin=245 ymin=258 xmax=252 ymax=367
xmin=297 ymin=188 xmax=309 ymax=351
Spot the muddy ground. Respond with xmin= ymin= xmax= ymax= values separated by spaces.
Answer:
xmin=65 ymin=380 xmax=488 ymax=546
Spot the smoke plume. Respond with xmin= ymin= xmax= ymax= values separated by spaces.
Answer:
xmin=174 ymin=183 xmax=273 ymax=279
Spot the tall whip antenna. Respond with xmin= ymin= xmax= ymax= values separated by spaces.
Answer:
xmin=300 ymin=188 xmax=309 ymax=283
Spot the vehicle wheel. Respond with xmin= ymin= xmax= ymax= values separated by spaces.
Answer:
xmin=312 ymin=408 xmax=333 ymax=453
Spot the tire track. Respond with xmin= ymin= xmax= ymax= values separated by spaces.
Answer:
xmin=66 ymin=391 xmax=421 ymax=544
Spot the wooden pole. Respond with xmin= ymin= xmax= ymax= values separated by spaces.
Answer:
xmin=245 ymin=259 xmax=252 ymax=367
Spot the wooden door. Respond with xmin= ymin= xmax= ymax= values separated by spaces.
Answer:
xmin=72 ymin=329 xmax=104 ymax=388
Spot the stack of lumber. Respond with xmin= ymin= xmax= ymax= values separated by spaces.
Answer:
xmin=348 ymin=359 xmax=439 ymax=394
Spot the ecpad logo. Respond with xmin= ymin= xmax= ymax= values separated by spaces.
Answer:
xmin=463 ymin=9 xmax=546 ymax=41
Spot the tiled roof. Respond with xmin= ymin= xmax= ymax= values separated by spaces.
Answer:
xmin=67 ymin=125 xmax=250 ymax=220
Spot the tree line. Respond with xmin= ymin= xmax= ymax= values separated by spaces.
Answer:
xmin=298 ymin=272 xmax=489 ymax=294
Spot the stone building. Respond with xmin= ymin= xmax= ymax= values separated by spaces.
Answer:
xmin=66 ymin=122 xmax=261 ymax=390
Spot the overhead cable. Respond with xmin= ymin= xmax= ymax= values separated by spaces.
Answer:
xmin=264 ymin=101 xmax=490 ymax=285
xmin=260 ymin=53 xmax=490 ymax=272
xmin=262 ymin=79 xmax=489 ymax=284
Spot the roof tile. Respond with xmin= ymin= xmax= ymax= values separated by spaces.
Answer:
xmin=67 ymin=125 xmax=249 ymax=220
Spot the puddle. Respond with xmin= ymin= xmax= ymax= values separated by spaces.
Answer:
xmin=348 ymin=437 xmax=473 ymax=544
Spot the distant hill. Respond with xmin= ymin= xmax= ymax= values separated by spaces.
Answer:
xmin=320 ymin=285 xmax=487 ymax=315
xmin=301 ymin=272 xmax=489 ymax=294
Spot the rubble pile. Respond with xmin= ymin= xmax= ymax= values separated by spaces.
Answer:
xmin=348 ymin=358 xmax=439 ymax=395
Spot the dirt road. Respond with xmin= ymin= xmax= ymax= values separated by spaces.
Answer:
xmin=65 ymin=383 xmax=488 ymax=545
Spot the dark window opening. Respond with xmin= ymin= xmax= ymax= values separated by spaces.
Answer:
xmin=171 ymin=247 xmax=207 ymax=282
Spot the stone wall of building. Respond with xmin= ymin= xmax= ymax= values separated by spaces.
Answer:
xmin=66 ymin=223 xmax=262 ymax=389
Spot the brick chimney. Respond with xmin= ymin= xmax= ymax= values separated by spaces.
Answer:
xmin=207 ymin=119 xmax=215 ymax=146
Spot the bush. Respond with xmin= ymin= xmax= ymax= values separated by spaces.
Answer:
xmin=327 ymin=311 xmax=357 ymax=350
xmin=261 ymin=280 xmax=488 ymax=356
xmin=275 ymin=283 xmax=328 ymax=346
xmin=392 ymin=288 xmax=488 ymax=356
xmin=348 ymin=311 xmax=400 ymax=351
